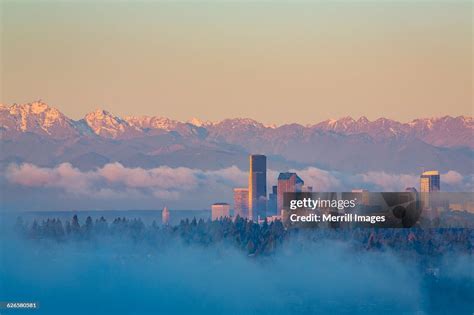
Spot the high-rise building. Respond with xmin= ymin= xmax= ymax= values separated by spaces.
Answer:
xmin=233 ymin=188 xmax=249 ymax=218
xmin=277 ymin=172 xmax=304 ymax=216
xmin=162 ymin=206 xmax=170 ymax=225
xmin=420 ymin=171 xmax=440 ymax=192
xmin=267 ymin=185 xmax=278 ymax=216
xmin=420 ymin=170 xmax=440 ymax=209
xmin=351 ymin=189 xmax=370 ymax=205
xmin=211 ymin=203 xmax=230 ymax=221
xmin=248 ymin=155 xmax=267 ymax=221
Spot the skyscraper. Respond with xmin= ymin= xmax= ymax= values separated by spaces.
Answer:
xmin=233 ymin=188 xmax=249 ymax=218
xmin=248 ymin=154 xmax=267 ymax=221
xmin=420 ymin=170 xmax=440 ymax=209
xmin=268 ymin=185 xmax=278 ymax=216
xmin=420 ymin=170 xmax=440 ymax=192
xmin=277 ymin=172 xmax=304 ymax=216
xmin=351 ymin=189 xmax=370 ymax=205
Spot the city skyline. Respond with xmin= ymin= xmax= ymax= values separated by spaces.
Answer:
xmin=1 ymin=104 xmax=472 ymax=212
xmin=2 ymin=1 xmax=472 ymax=124
xmin=2 ymin=147 xmax=470 ymax=212
xmin=230 ymin=153 xmax=450 ymax=222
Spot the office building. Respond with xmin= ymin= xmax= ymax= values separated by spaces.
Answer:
xmin=267 ymin=185 xmax=278 ymax=216
xmin=351 ymin=189 xmax=370 ymax=205
xmin=277 ymin=172 xmax=304 ymax=216
xmin=211 ymin=203 xmax=231 ymax=221
xmin=420 ymin=171 xmax=440 ymax=192
xmin=233 ymin=188 xmax=249 ymax=218
xmin=248 ymin=155 xmax=267 ymax=221
xmin=420 ymin=170 xmax=440 ymax=209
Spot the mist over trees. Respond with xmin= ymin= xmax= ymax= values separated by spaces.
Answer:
xmin=14 ymin=215 xmax=473 ymax=258
xmin=2 ymin=215 xmax=473 ymax=315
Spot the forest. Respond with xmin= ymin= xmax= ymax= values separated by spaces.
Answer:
xmin=13 ymin=215 xmax=473 ymax=258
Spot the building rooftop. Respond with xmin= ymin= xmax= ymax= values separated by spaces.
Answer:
xmin=352 ymin=189 xmax=369 ymax=192
xmin=422 ymin=170 xmax=439 ymax=176
xmin=212 ymin=202 xmax=230 ymax=206
xmin=278 ymin=172 xmax=304 ymax=184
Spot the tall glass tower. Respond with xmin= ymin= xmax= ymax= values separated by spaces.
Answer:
xmin=248 ymin=154 xmax=267 ymax=221
xmin=420 ymin=170 xmax=440 ymax=209
xmin=420 ymin=170 xmax=440 ymax=192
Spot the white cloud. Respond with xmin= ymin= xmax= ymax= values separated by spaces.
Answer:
xmin=442 ymin=170 xmax=463 ymax=185
xmin=4 ymin=163 xmax=472 ymax=205
xmin=289 ymin=167 xmax=342 ymax=191
xmin=6 ymin=163 xmax=98 ymax=194
xmin=5 ymin=163 xmax=249 ymax=200
xmin=357 ymin=172 xmax=419 ymax=191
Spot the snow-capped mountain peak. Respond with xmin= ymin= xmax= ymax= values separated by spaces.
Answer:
xmin=186 ymin=117 xmax=215 ymax=127
xmin=84 ymin=109 xmax=141 ymax=138
xmin=0 ymin=101 xmax=77 ymax=138
xmin=1 ymin=102 xmax=472 ymax=148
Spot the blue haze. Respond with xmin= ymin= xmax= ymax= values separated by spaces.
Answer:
xmin=0 ymin=212 xmax=473 ymax=315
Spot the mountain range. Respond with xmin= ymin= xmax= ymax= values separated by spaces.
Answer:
xmin=1 ymin=101 xmax=473 ymax=174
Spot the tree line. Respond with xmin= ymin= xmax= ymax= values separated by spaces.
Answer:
xmin=14 ymin=215 xmax=473 ymax=257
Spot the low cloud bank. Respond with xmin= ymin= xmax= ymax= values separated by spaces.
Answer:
xmin=2 ymin=163 xmax=471 ymax=210
xmin=0 ymin=234 xmax=420 ymax=315
xmin=5 ymin=163 xmax=248 ymax=200
xmin=6 ymin=163 xmax=471 ymax=196
xmin=1 ymin=229 xmax=472 ymax=315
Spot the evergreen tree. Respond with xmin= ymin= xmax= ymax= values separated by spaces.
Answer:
xmin=65 ymin=221 xmax=71 ymax=235
xmin=71 ymin=215 xmax=80 ymax=234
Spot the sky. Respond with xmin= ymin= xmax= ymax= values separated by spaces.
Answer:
xmin=1 ymin=0 xmax=472 ymax=124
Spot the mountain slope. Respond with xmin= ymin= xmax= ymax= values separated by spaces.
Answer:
xmin=0 ymin=102 xmax=472 ymax=174
xmin=0 ymin=101 xmax=80 ymax=139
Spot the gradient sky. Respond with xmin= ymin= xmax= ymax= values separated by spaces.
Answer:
xmin=1 ymin=0 xmax=472 ymax=124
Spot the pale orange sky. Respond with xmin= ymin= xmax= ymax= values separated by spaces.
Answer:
xmin=1 ymin=1 xmax=472 ymax=124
